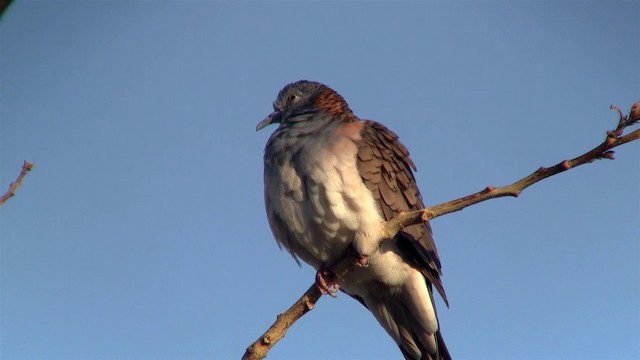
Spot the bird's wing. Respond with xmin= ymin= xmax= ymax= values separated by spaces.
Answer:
xmin=355 ymin=120 xmax=448 ymax=305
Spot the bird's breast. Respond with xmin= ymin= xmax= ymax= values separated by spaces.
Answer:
xmin=263 ymin=124 xmax=386 ymax=270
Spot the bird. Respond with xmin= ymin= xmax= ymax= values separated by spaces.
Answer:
xmin=256 ymin=80 xmax=450 ymax=360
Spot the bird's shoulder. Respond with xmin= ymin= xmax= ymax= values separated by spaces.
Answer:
xmin=352 ymin=119 xmax=419 ymax=219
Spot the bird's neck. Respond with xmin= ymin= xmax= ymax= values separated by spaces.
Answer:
xmin=264 ymin=112 xmax=348 ymax=161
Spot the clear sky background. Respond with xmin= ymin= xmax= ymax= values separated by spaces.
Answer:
xmin=1 ymin=1 xmax=638 ymax=359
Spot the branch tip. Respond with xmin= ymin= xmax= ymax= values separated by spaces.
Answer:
xmin=629 ymin=101 xmax=640 ymax=123
xmin=23 ymin=161 xmax=34 ymax=171
xmin=0 ymin=161 xmax=35 ymax=207
xmin=610 ymin=104 xmax=625 ymax=122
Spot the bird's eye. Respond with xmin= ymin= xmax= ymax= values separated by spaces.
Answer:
xmin=288 ymin=94 xmax=297 ymax=102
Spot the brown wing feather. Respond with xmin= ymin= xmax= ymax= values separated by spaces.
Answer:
xmin=356 ymin=120 xmax=448 ymax=306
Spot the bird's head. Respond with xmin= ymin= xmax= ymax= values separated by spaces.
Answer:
xmin=256 ymin=80 xmax=353 ymax=131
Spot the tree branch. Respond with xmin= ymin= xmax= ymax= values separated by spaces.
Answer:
xmin=242 ymin=102 xmax=640 ymax=360
xmin=0 ymin=161 xmax=35 ymax=207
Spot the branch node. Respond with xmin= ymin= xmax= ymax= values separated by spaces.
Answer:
xmin=262 ymin=335 xmax=272 ymax=345
xmin=629 ymin=101 xmax=640 ymax=123
xmin=304 ymin=300 xmax=315 ymax=310
xmin=535 ymin=166 xmax=547 ymax=174
xmin=561 ymin=160 xmax=571 ymax=170
xmin=483 ymin=186 xmax=496 ymax=193
xmin=600 ymin=150 xmax=615 ymax=160
xmin=420 ymin=209 xmax=433 ymax=222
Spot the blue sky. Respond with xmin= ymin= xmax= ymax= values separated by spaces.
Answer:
xmin=1 ymin=1 xmax=638 ymax=359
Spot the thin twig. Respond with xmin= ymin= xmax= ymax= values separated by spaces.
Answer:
xmin=0 ymin=161 xmax=35 ymax=207
xmin=242 ymin=102 xmax=640 ymax=360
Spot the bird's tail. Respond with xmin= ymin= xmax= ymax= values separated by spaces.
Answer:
xmin=364 ymin=276 xmax=451 ymax=360
xmin=398 ymin=328 xmax=451 ymax=360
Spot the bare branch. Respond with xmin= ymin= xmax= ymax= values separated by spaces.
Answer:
xmin=242 ymin=102 xmax=640 ymax=360
xmin=0 ymin=161 xmax=35 ymax=207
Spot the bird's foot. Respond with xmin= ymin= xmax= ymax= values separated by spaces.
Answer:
xmin=315 ymin=266 xmax=339 ymax=297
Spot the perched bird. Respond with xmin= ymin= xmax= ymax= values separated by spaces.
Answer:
xmin=257 ymin=80 xmax=450 ymax=360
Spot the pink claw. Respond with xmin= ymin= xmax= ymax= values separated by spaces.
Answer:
xmin=348 ymin=245 xmax=369 ymax=268
xmin=354 ymin=254 xmax=369 ymax=267
xmin=315 ymin=267 xmax=339 ymax=297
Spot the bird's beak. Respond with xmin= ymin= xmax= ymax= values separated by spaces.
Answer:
xmin=256 ymin=111 xmax=282 ymax=131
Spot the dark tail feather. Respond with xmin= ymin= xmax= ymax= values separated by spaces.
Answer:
xmin=399 ymin=328 xmax=450 ymax=360
xmin=436 ymin=330 xmax=451 ymax=360
xmin=346 ymin=280 xmax=451 ymax=360
xmin=362 ymin=292 xmax=450 ymax=360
